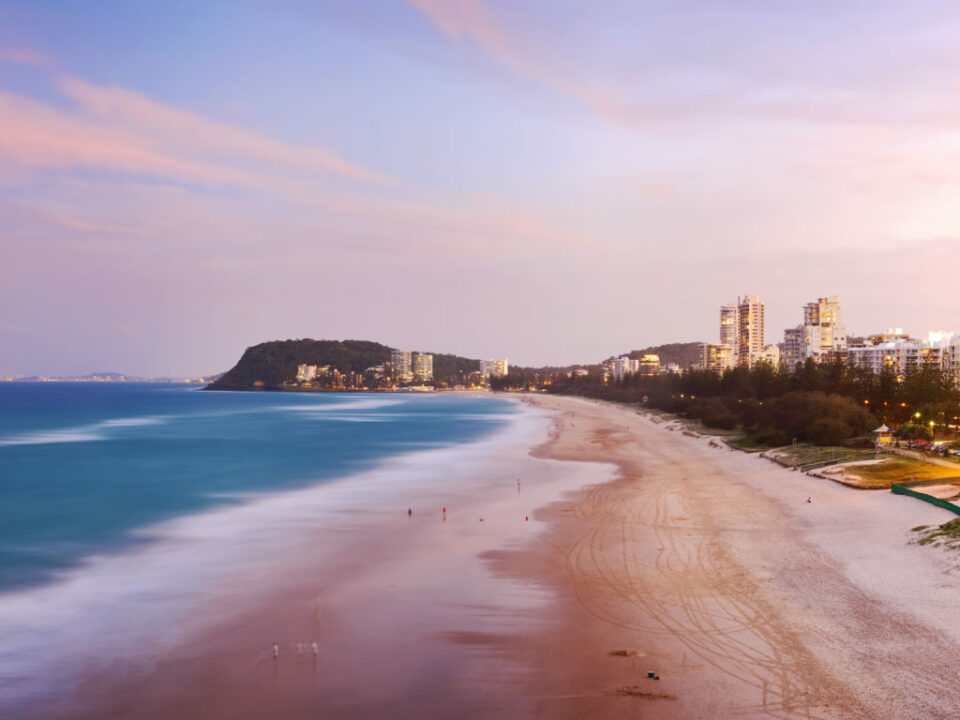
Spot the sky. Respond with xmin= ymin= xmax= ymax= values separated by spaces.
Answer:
xmin=2 ymin=0 xmax=960 ymax=376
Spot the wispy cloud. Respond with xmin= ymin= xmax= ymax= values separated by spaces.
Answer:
xmin=405 ymin=0 xmax=960 ymax=132
xmin=0 ymin=74 xmax=389 ymax=189
xmin=405 ymin=0 xmax=629 ymax=124
xmin=0 ymin=46 xmax=49 ymax=67
xmin=57 ymin=78 xmax=389 ymax=184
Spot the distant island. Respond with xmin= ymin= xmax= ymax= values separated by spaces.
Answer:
xmin=3 ymin=371 xmax=222 ymax=384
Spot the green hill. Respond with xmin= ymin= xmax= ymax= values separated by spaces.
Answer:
xmin=208 ymin=339 xmax=392 ymax=390
xmin=627 ymin=342 xmax=702 ymax=369
xmin=207 ymin=339 xmax=482 ymax=390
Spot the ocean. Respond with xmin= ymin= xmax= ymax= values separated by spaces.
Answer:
xmin=0 ymin=383 xmax=522 ymax=714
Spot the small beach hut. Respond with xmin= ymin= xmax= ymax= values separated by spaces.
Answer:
xmin=873 ymin=424 xmax=894 ymax=450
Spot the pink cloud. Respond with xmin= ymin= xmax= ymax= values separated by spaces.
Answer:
xmin=57 ymin=78 xmax=389 ymax=184
xmin=0 ymin=46 xmax=49 ymax=67
xmin=0 ymin=75 xmax=389 ymax=190
xmin=405 ymin=0 xmax=635 ymax=125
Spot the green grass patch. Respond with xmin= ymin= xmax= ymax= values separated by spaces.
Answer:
xmin=913 ymin=518 xmax=960 ymax=548
xmin=839 ymin=457 xmax=960 ymax=489
xmin=770 ymin=444 xmax=874 ymax=469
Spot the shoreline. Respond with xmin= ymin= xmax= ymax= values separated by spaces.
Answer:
xmin=16 ymin=393 xmax=960 ymax=718
xmin=18 ymin=396 xmax=608 ymax=719
xmin=501 ymin=394 xmax=960 ymax=718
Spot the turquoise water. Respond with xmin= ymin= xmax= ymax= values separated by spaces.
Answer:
xmin=0 ymin=384 xmax=522 ymax=713
xmin=0 ymin=384 xmax=513 ymax=592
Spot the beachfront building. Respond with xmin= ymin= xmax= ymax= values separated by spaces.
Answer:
xmin=737 ymin=294 xmax=765 ymax=366
xmin=720 ymin=304 xmax=738 ymax=348
xmin=637 ymin=354 xmax=660 ymax=376
xmin=480 ymin=357 xmax=509 ymax=378
xmin=783 ymin=296 xmax=847 ymax=369
xmin=844 ymin=331 xmax=960 ymax=382
xmin=762 ymin=345 xmax=781 ymax=366
xmin=412 ymin=352 xmax=433 ymax=383
xmin=699 ymin=342 xmax=735 ymax=373
xmin=608 ymin=356 xmax=639 ymax=381
xmin=699 ymin=294 xmax=765 ymax=371
xmin=391 ymin=350 xmax=413 ymax=383
xmin=296 ymin=364 xmax=318 ymax=382
xmin=874 ymin=424 xmax=894 ymax=450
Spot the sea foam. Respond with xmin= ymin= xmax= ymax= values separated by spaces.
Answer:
xmin=0 ymin=416 xmax=164 ymax=447
xmin=0 ymin=398 xmax=548 ymax=715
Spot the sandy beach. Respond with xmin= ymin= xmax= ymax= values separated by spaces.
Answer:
xmin=53 ymin=394 xmax=960 ymax=719
xmin=512 ymin=395 xmax=960 ymax=719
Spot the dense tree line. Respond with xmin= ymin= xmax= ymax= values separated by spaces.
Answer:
xmin=544 ymin=360 xmax=960 ymax=446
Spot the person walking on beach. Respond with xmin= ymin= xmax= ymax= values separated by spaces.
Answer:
xmin=272 ymin=642 xmax=279 ymax=661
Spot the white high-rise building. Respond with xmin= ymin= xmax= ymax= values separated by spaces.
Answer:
xmin=737 ymin=294 xmax=765 ymax=365
xmin=480 ymin=358 xmax=509 ymax=378
xmin=609 ymin=356 xmax=639 ymax=381
xmin=783 ymin=296 xmax=847 ymax=369
xmin=391 ymin=349 xmax=413 ymax=383
xmin=296 ymin=364 xmax=318 ymax=382
xmin=412 ymin=352 xmax=433 ymax=382
xmin=701 ymin=295 xmax=765 ymax=372
xmin=720 ymin=304 xmax=738 ymax=348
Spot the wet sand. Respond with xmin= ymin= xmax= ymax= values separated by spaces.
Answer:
xmin=50 ymin=395 xmax=960 ymax=718
xmin=507 ymin=395 xmax=960 ymax=719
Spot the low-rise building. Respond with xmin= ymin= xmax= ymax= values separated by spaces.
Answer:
xmin=699 ymin=343 xmax=735 ymax=373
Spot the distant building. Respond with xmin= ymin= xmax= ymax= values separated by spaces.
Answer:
xmin=412 ymin=352 xmax=433 ymax=382
xmin=762 ymin=345 xmax=781 ymax=366
xmin=783 ymin=296 xmax=846 ymax=369
xmin=706 ymin=294 xmax=765 ymax=370
xmin=609 ymin=356 xmax=638 ymax=381
xmin=700 ymin=343 xmax=735 ymax=373
xmin=737 ymin=294 xmax=765 ymax=366
xmin=720 ymin=304 xmax=738 ymax=348
xmin=637 ymin=354 xmax=660 ymax=376
xmin=296 ymin=364 xmax=318 ymax=382
xmin=391 ymin=350 xmax=413 ymax=383
xmin=843 ymin=330 xmax=960 ymax=382
xmin=480 ymin=357 xmax=509 ymax=378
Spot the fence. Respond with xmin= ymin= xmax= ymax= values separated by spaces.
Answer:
xmin=891 ymin=477 xmax=960 ymax=517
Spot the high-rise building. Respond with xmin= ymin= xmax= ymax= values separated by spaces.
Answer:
xmin=737 ymin=294 xmax=765 ymax=365
xmin=720 ymin=304 xmax=738 ymax=348
xmin=608 ymin=356 xmax=638 ymax=380
xmin=296 ymin=364 xmax=318 ymax=382
xmin=783 ymin=296 xmax=847 ymax=369
xmin=480 ymin=357 xmax=509 ymax=378
xmin=708 ymin=295 xmax=764 ymax=370
xmin=412 ymin=352 xmax=433 ymax=383
xmin=391 ymin=349 xmax=413 ymax=383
